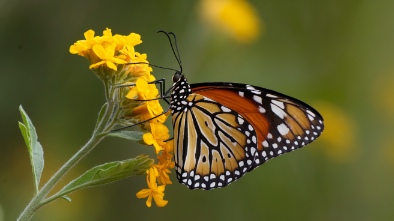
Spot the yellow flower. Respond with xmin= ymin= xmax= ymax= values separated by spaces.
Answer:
xmin=113 ymin=33 xmax=142 ymax=50
xmin=143 ymin=122 xmax=170 ymax=153
xmin=154 ymin=162 xmax=174 ymax=185
xmin=70 ymin=28 xmax=144 ymax=73
xmin=143 ymin=133 xmax=163 ymax=153
xmin=69 ymin=29 xmax=97 ymax=57
xmin=126 ymin=52 xmax=153 ymax=77
xmin=89 ymin=43 xmax=127 ymax=71
xmin=131 ymin=100 xmax=167 ymax=124
xmin=72 ymin=29 xmax=173 ymax=207
xmin=126 ymin=77 xmax=148 ymax=99
xmin=149 ymin=122 xmax=170 ymax=145
xmin=119 ymin=45 xmax=136 ymax=62
xmin=157 ymin=140 xmax=174 ymax=164
xmin=126 ymin=77 xmax=159 ymax=100
xmin=102 ymin=28 xmax=113 ymax=37
xmin=136 ymin=167 xmax=168 ymax=207
xmin=199 ymin=0 xmax=263 ymax=44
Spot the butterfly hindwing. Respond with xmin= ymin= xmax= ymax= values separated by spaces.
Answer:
xmin=172 ymin=93 xmax=258 ymax=189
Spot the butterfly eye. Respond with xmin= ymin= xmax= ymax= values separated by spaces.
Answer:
xmin=172 ymin=71 xmax=182 ymax=83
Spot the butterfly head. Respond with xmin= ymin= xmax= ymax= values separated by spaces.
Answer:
xmin=158 ymin=31 xmax=184 ymax=85
xmin=172 ymin=70 xmax=183 ymax=83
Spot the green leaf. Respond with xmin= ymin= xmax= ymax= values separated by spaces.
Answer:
xmin=54 ymin=155 xmax=153 ymax=199
xmin=108 ymin=130 xmax=143 ymax=142
xmin=18 ymin=105 xmax=44 ymax=194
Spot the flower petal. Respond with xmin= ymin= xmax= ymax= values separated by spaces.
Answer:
xmin=136 ymin=188 xmax=151 ymax=198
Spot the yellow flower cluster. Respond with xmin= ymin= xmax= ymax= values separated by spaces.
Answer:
xmin=70 ymin=28 xmax=141 ymax=72
xmin=70 ymin=28 xmax=174 ymax=207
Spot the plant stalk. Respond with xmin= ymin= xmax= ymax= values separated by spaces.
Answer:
xmin=17 ymin=100 xmax=116 ymax=221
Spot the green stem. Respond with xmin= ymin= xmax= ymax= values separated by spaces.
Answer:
xmin=17 ymin=135 xmax=106 ymax=221
xmin=17 ymin=100 xmax=116 ymax=221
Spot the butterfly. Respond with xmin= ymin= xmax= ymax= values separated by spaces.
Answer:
xmin=158 ymin=31 xmax=324 ymax=190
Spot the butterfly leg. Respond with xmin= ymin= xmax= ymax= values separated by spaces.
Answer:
xmin=115 ymin=78 xmax=171 ymax=104
xmin=112 ymin=108 xmax=170 ymax=132
xmin=148 ymin=78 xmax=170 ymax=104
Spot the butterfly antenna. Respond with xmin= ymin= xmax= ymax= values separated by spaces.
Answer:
xmin=157 ymin=30 xmax=183 ymax=74
xmin=168 ymin=32 xmax=183 ymax=74
xmin=128 ymin=62 xmax=178 ymax=72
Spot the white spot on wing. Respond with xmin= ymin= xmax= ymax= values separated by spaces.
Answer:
xmin=247 ymin=85 xmax=256 ymax=91
xmin=238 ymin=117 xmax=244 ymax=124
xmin=252 ymin=91 xmax=261 ymax=94
xmin=271 ymin=100 xmax=285 ymax=109
xmin=252 ymin=135 xmax=256 ymax=143
xmin=221 ymin=106 xmax=231 ymax=112
xmin=306 ymin=110 xmax=316 ymax=117
xmin=251 ymin=147 xmax=256 ymax=156
xmin=271 ymin=104 xmax=286 ymax=119
xmin=277 ymin=123 xmax=290 ymax=135
xmin=266 ymin=94 xmax=278 ymax=98
xmin=253 ymin=95 xmax=262 ymax=104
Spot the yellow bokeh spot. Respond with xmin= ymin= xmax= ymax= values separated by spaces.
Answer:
xmin=199 ymin=0 xmax=263 ymax=44
xmin=315 ymin=102 xmax=357 ymax=162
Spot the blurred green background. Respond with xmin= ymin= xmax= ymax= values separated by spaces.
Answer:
xmin=2 ymin=0 xmax=394 ymax=220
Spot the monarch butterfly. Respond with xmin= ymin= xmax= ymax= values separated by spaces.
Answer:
xmin=158 ymin=32 xmax=324 ymax=190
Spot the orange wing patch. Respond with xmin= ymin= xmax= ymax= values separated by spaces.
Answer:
xmin=195 ymin=89 xmax=270 ymax=151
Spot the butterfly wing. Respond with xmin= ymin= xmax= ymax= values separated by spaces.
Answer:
xmin=172 ymin=93 xmax=258 ymax=189
xmin=172 ymin=82 xmax=324 ymax=190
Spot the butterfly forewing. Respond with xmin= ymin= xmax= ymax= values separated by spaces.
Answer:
xmin=192 ymin=82 xmax=324 ymax=162
xmin=170 ymin=78 xmax=324 ymax=190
